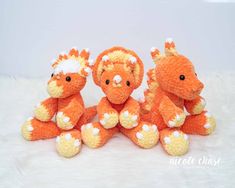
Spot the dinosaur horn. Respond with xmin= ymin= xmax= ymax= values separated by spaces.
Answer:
xmin=164 ymin=38 xmax=178 ymax=56
xmin=101 ymin=55 xmax=113 ymax=68
xmin=150 ymin=47 xmax=162 ymax=64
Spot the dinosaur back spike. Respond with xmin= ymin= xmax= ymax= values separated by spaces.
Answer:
xmin=69 ymin=47 xmax=79 ymax=57
xmin=141 ymin=68 xmax=159 ymax=113
xmin=80 ymin=48 xmax=90 ymax=60
xmin=52 ymin=47 xmax=92 ymax=77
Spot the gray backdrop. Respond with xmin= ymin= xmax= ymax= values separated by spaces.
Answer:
xmin=0 ymin=0 xmax=234 ymax=77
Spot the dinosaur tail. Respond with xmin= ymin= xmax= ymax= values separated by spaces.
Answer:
xmin=84 ymin=106 xmax=97 ymax=121
xmin=75 ymin=106 xmax=97 ymax=129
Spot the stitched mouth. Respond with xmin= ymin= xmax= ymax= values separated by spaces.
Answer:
xmin=112 ymin=83 xmax=122 ymax=88
xmin=183 ymin=91 xmax=200 ymax=100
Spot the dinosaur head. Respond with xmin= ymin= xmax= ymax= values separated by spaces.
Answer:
xmin=47 ymin=48 xmax=92 ymax=98
xmin=93 ymin=47 xmax=144 ymax=104
xmin=151 ymin=39 xmax=203 ymax=100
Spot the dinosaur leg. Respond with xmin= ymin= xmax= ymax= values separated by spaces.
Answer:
xmin=81 ymin=122 xmax=118 ymax=148
xmin=21 ymin=117 xmax=60 ymax=141
xmin=119 ymin=121 xmax=159 ymax=149
xmin=160 ymin=128 xmax=189 ymax=156
xmin=181 ymin=111 xmax=216 ymax=135
xmin=56 ymin=129 xmax=82 ymax=158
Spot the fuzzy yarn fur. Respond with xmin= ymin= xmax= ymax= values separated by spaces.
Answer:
xmin=141 ymin=39 xmax=216 ymax=156
xmin=81 ymin=47 xmax=159 ymax=149
xmin=21 ymin=48 xmax=96 ymax=158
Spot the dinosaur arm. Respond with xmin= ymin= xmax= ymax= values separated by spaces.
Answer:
xmin=119 ymin=97 xmax=140 ymax=129
xmin=97 ymin=97 xmax=119 ymax=129
xmin=159 ymin=96 xmax=186 ymax=128
xmin=57 ymin=97 xmax=84 ymax=130
xmin=34 ymin=97 xmax=57 ymax=122
xmin=122 ymin=97 xmax=140 ymax=116
xmin=184 ymin=96 xmax=206 ymax=115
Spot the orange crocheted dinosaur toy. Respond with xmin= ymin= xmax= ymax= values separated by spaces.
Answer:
xmin=81 ymin=47 xmax=159 ymax=149
xmin=141 ymin=39 xmax=216 ymax=156
xmin=21 ymin=48 xmax=96 ymax=157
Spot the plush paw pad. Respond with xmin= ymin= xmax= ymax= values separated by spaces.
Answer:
xmin=34 ymin=103 xmax=50 ymax=121
xmin=120 ymin=111 xmax=139 ymax=129
xmin=163 ymin=131 xmax=189 ymax=156
xmin=100 ymin=112 xmax=119 ymax=129
xmin=21 ymin=117 xmax=34 ymax=140
xmin=193 ymin=98 xmax=206 ymax=114
xmin=168 ymin=113 xmax=186 ymax=128
xmin=56 ymin=133 xmax=81 ymax=158
xmin=81 ymin=123 xmax=101 ymax=148
xmin=203 ymin=112 xmax=216 ymax=134
xmin=56 ymin=112 xmax=74 ymax=130
xmin=135 ymin=124 xmax=159 ymax=148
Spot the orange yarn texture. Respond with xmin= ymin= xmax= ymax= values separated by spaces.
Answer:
xmin=81 ymin=46 xmax=159 ymax=149
xmin=141 ymin=39 xmax=216 ymax=156
xmin=21 ymin=41 xmax=216 ymax=157
xmin=21 ymin=48 xmax=96 ymax=158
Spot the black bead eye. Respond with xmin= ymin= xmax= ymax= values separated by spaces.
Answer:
xmin=105 ymin=80 xmax=110 ymax=85
xmin=179 ymin=75 xmax=185 ymax=80
xmin=195 ymin=73 xmax=197 ymax=76
xmin=51 ymin=73 xmax=54 ymax=77
xmin=66 ymin=76 xmax=71 ymax=82
xmin=126 ymin=81 xmax=130 ymax=86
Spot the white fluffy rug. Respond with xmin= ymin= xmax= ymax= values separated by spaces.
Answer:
xmin=0 ymin=72 xmax=234 ymax=188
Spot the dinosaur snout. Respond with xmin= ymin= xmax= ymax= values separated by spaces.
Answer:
xmin=112 ymin=75 xmax=122 ymax=87
xmin=192 ymin=81 xmax=204 ymax=95
xmin=113 ymin=75 xmax=122 ymax=84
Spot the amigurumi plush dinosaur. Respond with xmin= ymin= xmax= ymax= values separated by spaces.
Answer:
xmin=21 ymin=48 xmax=96 ymax=157
xmin=81 ymin=47 xmax=159 ymax=149
xmin=141 ymin=39 xmax=216 ymax=156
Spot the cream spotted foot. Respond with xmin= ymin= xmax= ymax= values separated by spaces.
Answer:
xmin=204 ymin=112 xmax=216 ymax=135
xmin=135 ymin=124 xmax=159 ymax=148
xmin=81 ymin=123 xmax=101 ymax=148
xmin=161 ymin=130 xmax=189 ymax=156
xmin=56 ymin=112 xmax=74 ymax=130
xmin=120 ymin=110 xmax=139 ymax=129
xmin=100 ymin=112 xmax=119 ymax=129
xmin=181 ymin=111 xmax=216 ymax=135
xmin=56 ymin=131 xmax=81 ymax=158
xmin=81 ymin=122 xmax=117 ymax=148
xmin=34 ymin=103 xmax=51 ymax=121
xmin=21 ymin=117 xmax=34 ymax=140
xmin=21 ymin=117 xmax=60 ymax=141
xmin=167 ymin=113 xmax=186 ymax=128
